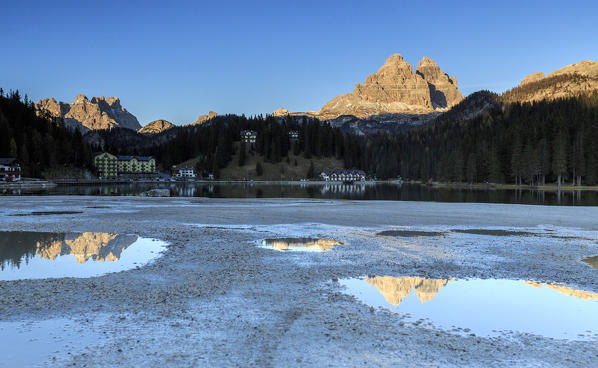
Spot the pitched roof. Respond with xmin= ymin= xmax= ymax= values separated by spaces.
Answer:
xmin=117 ymin=155 xmax=154 ymax=161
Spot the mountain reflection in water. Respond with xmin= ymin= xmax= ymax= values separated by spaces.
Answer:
xmin=366 ymin=276 xmax=454 ymax=305
xmin=341 ymin=276 xmax=598 ymax=339
xmin=364 ymin=276 xmax=598 ymax=307
xmin=583 ymin=256 xmax=598 ymax=269
xmin=261 ymin=238 xmax=343 ymax=252
xmin=0 ymin=231 xmax=138 ymax=270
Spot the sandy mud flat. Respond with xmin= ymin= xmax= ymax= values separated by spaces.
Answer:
xmin=1 ymin=196 xmax=598 ymax=367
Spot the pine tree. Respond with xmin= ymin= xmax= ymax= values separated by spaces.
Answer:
xmin=255 ymin=161 xmax=263 ymax=176
xmin=552 ymin=133 xmax=567 ymax=188
xmin=238 ymin=141 xmax=246 ymax=166
xmin=9 ymin=138 xmax=17 ymax=158
xmin=466 ymin=153 xmax=477 ymax=184
xmin=306 ymin=161 xmax=315 ymax=179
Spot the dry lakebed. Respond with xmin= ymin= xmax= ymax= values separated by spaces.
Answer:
xmin=1 ymin=196 xmax=598 ymax=367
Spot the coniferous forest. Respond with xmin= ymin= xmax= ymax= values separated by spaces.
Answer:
xmin=2 ymin=87 xmax=598 ymax=185
xmin=0 ymin=90 xmax=95 ymax=177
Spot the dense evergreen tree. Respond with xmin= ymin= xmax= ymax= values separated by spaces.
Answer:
xmin=0 ymin=90 xmax=96 ymax=177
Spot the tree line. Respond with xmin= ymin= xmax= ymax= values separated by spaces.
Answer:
xmin=3 ymin=86 xmax=598 ymax=185
xmin=0 ymin=89 xmax=96 ymax=177
xmin=91 ymin=90 xmax=598 ymax=185
xmin=388 ymin=91 xmax=598 ymax=186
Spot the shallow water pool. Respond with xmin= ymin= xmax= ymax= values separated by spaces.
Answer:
xmin=340 ymin=276 xmax=598 ymax=340
xmin=0 ymin=231 xmax=167 ymax=280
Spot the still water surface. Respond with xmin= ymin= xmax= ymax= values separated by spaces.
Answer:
xmin=0 ymin=231 xmax=167 ymax=280
xmin=3 ymin=182 xmax=598 ymax=206
xmin=341 ymin=276 xmax=598 ymax=340
xmin=261 ymin=238 xmax=343 ymax=252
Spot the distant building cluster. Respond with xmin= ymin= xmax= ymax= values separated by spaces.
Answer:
xmin=240 ymin=130 xmax=257 ymax=144
xmin=288 ymin=130 xmax=299 ymax=140
xmin=320 ymin=169 xmax=366 ymax=182
xmin=94 ymin=152 xmax=156 ymax=178
xmin=0 ymin=158 xmax=21 ymax=182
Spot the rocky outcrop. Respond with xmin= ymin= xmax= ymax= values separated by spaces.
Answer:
xmin=520 ymin=72 xmax=545 ymax=86
xmin=36 ymin=94 xmax=141 ymax=132
xmin=138 ymin=119 xmax=175 ymax=134
xmin=272 ymin=108 xmax=290 ymax=117
xmin=548 ymin=60 xmax=598 ymax=78
xmin=316 ymin=54 xmax=463 ymax=120
xmin=191 ymin=111 xmax=218 ymax=126
xmin=416 ymin=56 xmax=463 ymax=108
xmin=504 ymin=60 xmax=598 ymax=103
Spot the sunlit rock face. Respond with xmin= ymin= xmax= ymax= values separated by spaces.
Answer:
xmin=504 ymin=60 xmax=598 ymax=103
xmin=190 ymin=111 xmax=218 ymax=126
xmin=262 ymin=238 xmax=342 ymax=251
xmin=523 ymin=281 xmax=598 ymax=301
xmin=366 ymin=276 xmax=453 ymax=306
xmin=36 ymin=94 xmax=141 ymax=132
xmin=138 ymin=119 xmax=175 ymax=134
xmin=317 ymin=54 xmax=463 ymax=120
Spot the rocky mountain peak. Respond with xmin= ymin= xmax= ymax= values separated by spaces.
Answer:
xmin=191 ymin=111 xmax=218 ymax=126
xmin=35 ymin=94 xmax=141 ymax=132
xmin=520 ymin=72 xmax=546 ymax=86
xmin=74 ymin=94 xmax=88 ymax=103
xmin=273 ymin=108 xmax=290 ymax=116
xmin=416 ymin=56 xmax=463 ymax=108
xmin=317 ymin=53 xmax=463 ymax=120
xmin=505 ymin=59 xmax=598 ymax=103
xmin=138 ymin=119 xmax=175 ymax=134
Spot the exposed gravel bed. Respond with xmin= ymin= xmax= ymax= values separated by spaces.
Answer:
xmin=1 ymin=196 xmax=597 ymax=367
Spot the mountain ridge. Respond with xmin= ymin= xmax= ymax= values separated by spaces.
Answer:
xmin=36 ymin=94 xmax=141 ymax=132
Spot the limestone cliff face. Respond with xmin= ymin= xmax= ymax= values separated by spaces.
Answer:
xmin=416 ymin=56 xmax=463 ymax=109
xmin=317 ymin=54 xmax=463 ymax=120
xmin=366 ymin=276 xmax=452 ymax=306
xmin=272 ymin=108 xmax=290 ymax=117
xmin=190 ymin=111 xmax=218 ymax=126
xmin=138 ymin=119 xmax=175 ymax=134
xmin=36 ymin=94 xmax=141 ymax=132
xmin=520 ymin=72 xmax=545 ymax=86
xmin=504 ymin=60 xmax=598 ymax=103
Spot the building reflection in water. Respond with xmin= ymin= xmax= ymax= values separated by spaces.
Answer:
xmin=321 ymin=183 xmax=366 ymax=196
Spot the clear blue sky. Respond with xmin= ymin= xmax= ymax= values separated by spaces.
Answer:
xmin=1 ymin=0 xmax=597 ymax=125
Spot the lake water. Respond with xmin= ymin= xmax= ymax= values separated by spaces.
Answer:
xmin=340 ymin=276 xmax=598 ymax=340
xmin=3 ymin=182 xmax=598 ymax=206
xmin=0 ymin=231 xmax=168 ymax=280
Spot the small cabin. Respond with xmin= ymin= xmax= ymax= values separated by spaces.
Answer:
xmin=0 ymin=158 xmax=21 ymax=182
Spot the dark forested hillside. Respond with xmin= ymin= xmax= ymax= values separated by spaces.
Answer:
xmin=106 ymin=92 xmax=598 ymax=184
xmin=387 ymin=92 xmax=598 ymax=185
xmin=0 ymin=89 xmax=96 ymax=177
xmin=4 ymin=86 xmax=596 ymax=184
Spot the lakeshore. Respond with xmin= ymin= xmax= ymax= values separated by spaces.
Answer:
xmin=1 ymin=196 xmax=597 ymax=367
